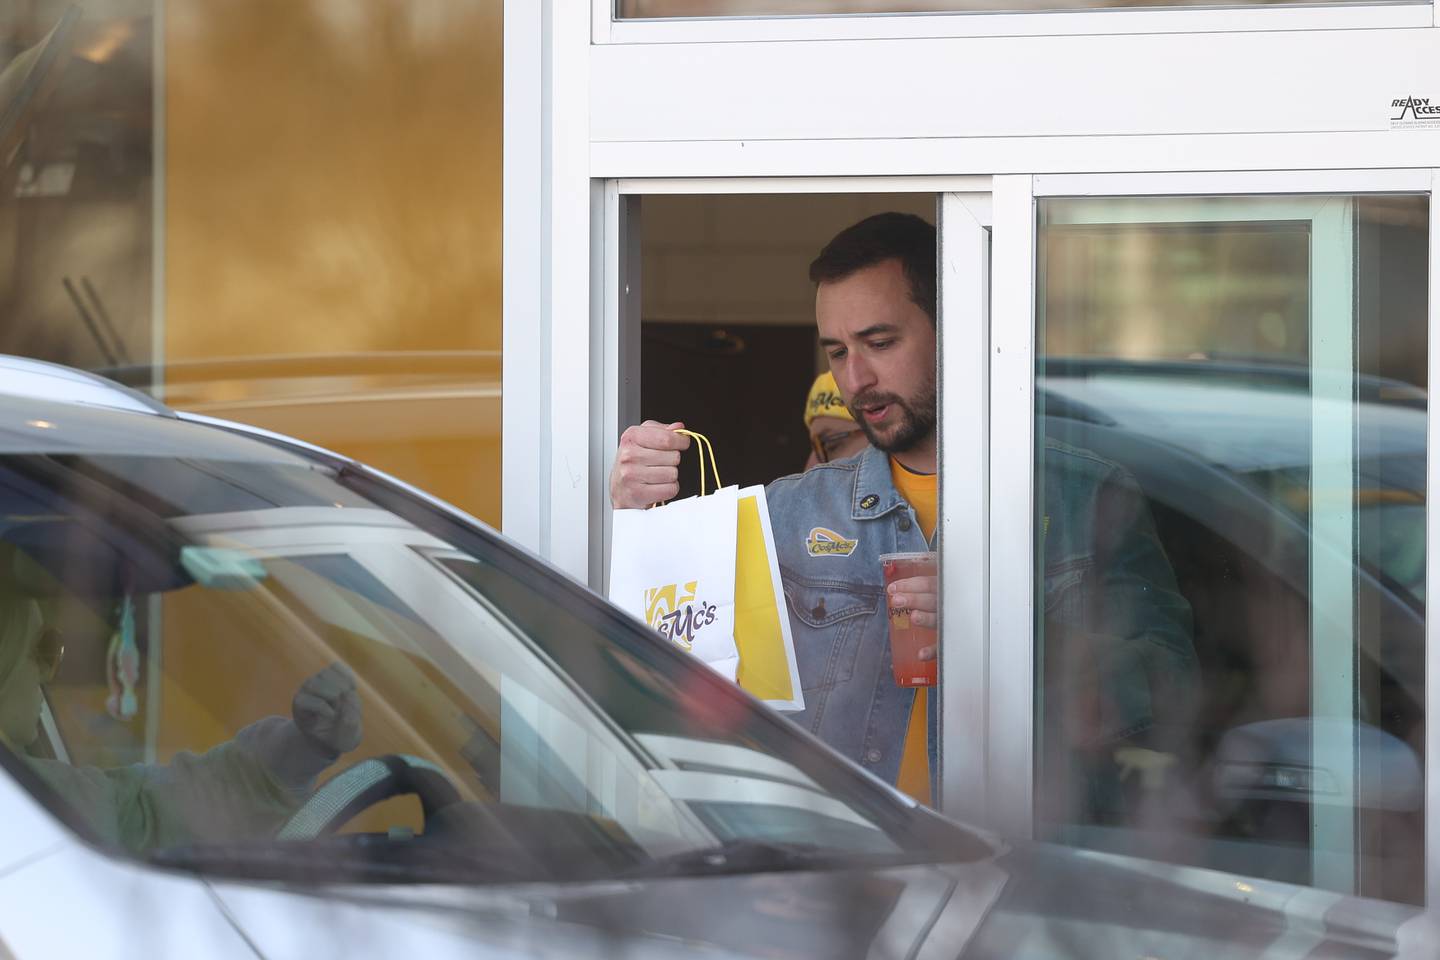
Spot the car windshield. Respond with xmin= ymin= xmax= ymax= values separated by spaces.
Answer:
xmin=0 ymin=397 xmax=981 ymax=886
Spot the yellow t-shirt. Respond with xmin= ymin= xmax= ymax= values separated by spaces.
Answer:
xmin=889 ymin=459 xmax=937 ymax=806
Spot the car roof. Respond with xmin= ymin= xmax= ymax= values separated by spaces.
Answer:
xmin=1042 ymin=364 xmax=1426 ymax=475
xmin=0 ymin=356 xmax=313 ymax=466
xmin=0 ymin=354 xmax=173 ymax=417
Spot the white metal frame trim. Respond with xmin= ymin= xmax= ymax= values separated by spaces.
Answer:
xmin=591 ymin=32 xmax=1439 ymax=147
xmin=1009 ymin=168 xmax=1435 ymax=897
xmin=597 ymin=182 xmax=621 ymax=594
xmin=1034 ymin=168 xmax=1437 ymax=196
xmin=589 ymin=182 xmax=611 ymax=588
xmin=503 ymin=0 xmax=544 ymax=551
xmin=504 ymin=0 xmax=595 ymax=582
xmin=987 ymin=174 xmax=1039 ymax=839
xmin=595 ymin=186 xmax=644 ymax=594
xmin=545 ymin=0 xmax=595 ymax=581
xmin=593 ymin=0 xmax=1429 ymax=44
xmin=615 ymin=176 xmax=994 ymax=195
xmin=1428 ymin=167 xmax=1440 ymax=913
xmin=592 ymin=136 xmax=1440 ymax=182
xmin=938 ymin=193 xmax=991 ymax=825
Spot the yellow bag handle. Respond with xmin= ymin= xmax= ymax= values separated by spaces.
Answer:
xmin=673 ymin=429 xmax=722 ymax=497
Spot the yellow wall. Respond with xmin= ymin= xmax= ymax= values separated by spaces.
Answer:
xmin=148 ymin=1 xmax=504 ymax=835
xmin=164 ymin=0 xmax=503 ymax=526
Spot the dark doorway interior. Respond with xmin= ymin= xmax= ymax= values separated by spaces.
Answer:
xmin=642 ymin=322 xmax=815 ymax=498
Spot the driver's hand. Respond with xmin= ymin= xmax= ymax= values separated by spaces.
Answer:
xmin=292 ymin=663 xmax=362 ymax=756
xmin=610 ymin=421 xmax=690 ymax=509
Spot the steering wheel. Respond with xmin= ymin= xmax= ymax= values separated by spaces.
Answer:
xmin=277 ymin=754 xmax=463 ymax=841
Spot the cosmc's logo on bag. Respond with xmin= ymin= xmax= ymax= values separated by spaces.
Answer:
xmin=644 ymin=580 xmax=718 ymax=651
xmin=806 ymin=527 xmax=859 ymax=557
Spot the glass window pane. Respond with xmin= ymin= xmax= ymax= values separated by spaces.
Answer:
xmin=1 ymin=3 xmax=154 ymax=371
xmin=0 ymin=428 xmax=979 ymax=881
xmin=620 ymin=0 xmax=1359 ymax=18
xmin=164 ymin=0 xmax=504 ymax=528
xmin=1034 ymin=195 xmax=1428 ymax=904
xmin=1 ymin=1 xmax=504 ymax=530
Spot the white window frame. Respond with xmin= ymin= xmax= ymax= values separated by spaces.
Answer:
xmin=1428 ymin=166 xmax=1440 ymax=914
xmin=598 ymin=177 xmax=994 ymax=826
xmin=506 ymin=0 xmax=1440 ymax=907
xmin=589 ymin=33 xmax=1440 ymax=175
xmin=504 ymin=0 xmax=593 ymax=574
xmin=937 ymin=189 xmax=994 ymax=826
xmin=516 ymin=151 xmax=1437 ymax=888
xmin=996 ymin=168 xmax=1436 ymax=901
xmin=593 ymin=0 xmax=1432 ymax=44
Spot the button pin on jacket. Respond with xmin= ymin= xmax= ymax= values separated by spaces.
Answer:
xmin=860 ymin=494 xmax=879 ymax=510
xmin=812 ymin=598 xmax=827 ymax=620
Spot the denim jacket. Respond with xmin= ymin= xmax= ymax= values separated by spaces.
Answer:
xmin=766 ymin=445 xmax=934 ymax=788
xmin=765 ymin=441 xmax=1197 ymax=814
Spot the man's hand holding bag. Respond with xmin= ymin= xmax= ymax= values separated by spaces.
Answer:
xmin=608 ymin=427 xmax=803 ymax=712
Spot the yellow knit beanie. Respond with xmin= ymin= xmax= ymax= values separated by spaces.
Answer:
xmin=803 ymin=371 xmax=853 ymax=428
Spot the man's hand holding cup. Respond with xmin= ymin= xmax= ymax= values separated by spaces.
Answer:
xmin=882 ymin=553 xmax=939 ymax=684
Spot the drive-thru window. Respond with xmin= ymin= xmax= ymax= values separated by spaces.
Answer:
xmin=504 ymin=0 xmax=1438 ymax=907
xmin=3 ymin=0 xmax=1436 ymax=924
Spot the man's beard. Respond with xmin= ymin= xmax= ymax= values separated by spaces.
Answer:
xmin=850 ymin=377 xmax=937 ymax=455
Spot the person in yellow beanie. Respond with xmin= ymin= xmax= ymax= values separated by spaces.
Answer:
xmin=803 ymin=371 xmax=867 ymax=469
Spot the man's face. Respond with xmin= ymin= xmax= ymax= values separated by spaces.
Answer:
xmin=816 ymin=258 xmax=937 ymax=456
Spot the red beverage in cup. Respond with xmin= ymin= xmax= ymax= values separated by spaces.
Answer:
xmin=881 ymin=551 xmax=937 ymax=687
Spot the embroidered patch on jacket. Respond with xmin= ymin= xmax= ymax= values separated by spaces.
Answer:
xmin=806 ymin=527 xmax=859 ymax=557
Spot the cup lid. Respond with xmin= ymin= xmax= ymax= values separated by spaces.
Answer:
xmin=879 ymin=551 xmax=937 ymax=563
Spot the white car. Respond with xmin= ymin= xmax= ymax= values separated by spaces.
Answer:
xmin=0 ymin=355 xmax=1427 ymax=958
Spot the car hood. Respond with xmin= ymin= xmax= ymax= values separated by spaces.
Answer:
xmin=207 ymin=839 xmax=1419 ymax=959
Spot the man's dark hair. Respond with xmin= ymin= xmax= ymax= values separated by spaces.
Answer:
xmin=808 ymin=212 xmax=937 ymax=323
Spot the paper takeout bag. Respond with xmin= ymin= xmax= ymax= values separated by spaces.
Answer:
xmin=733 ymin=484 xmax=804 ymax=712
xmin=609 ymin=483 xmax=742 ymax=680
xmin=608 ymin=432 xmax=803 ymax=711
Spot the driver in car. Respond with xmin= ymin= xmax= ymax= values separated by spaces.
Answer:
xmin=0 ymin=585 xmax=362 ymax=854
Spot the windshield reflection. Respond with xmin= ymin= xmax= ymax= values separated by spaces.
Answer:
xmin=0 ymin=406 xmax=983 ymax=884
